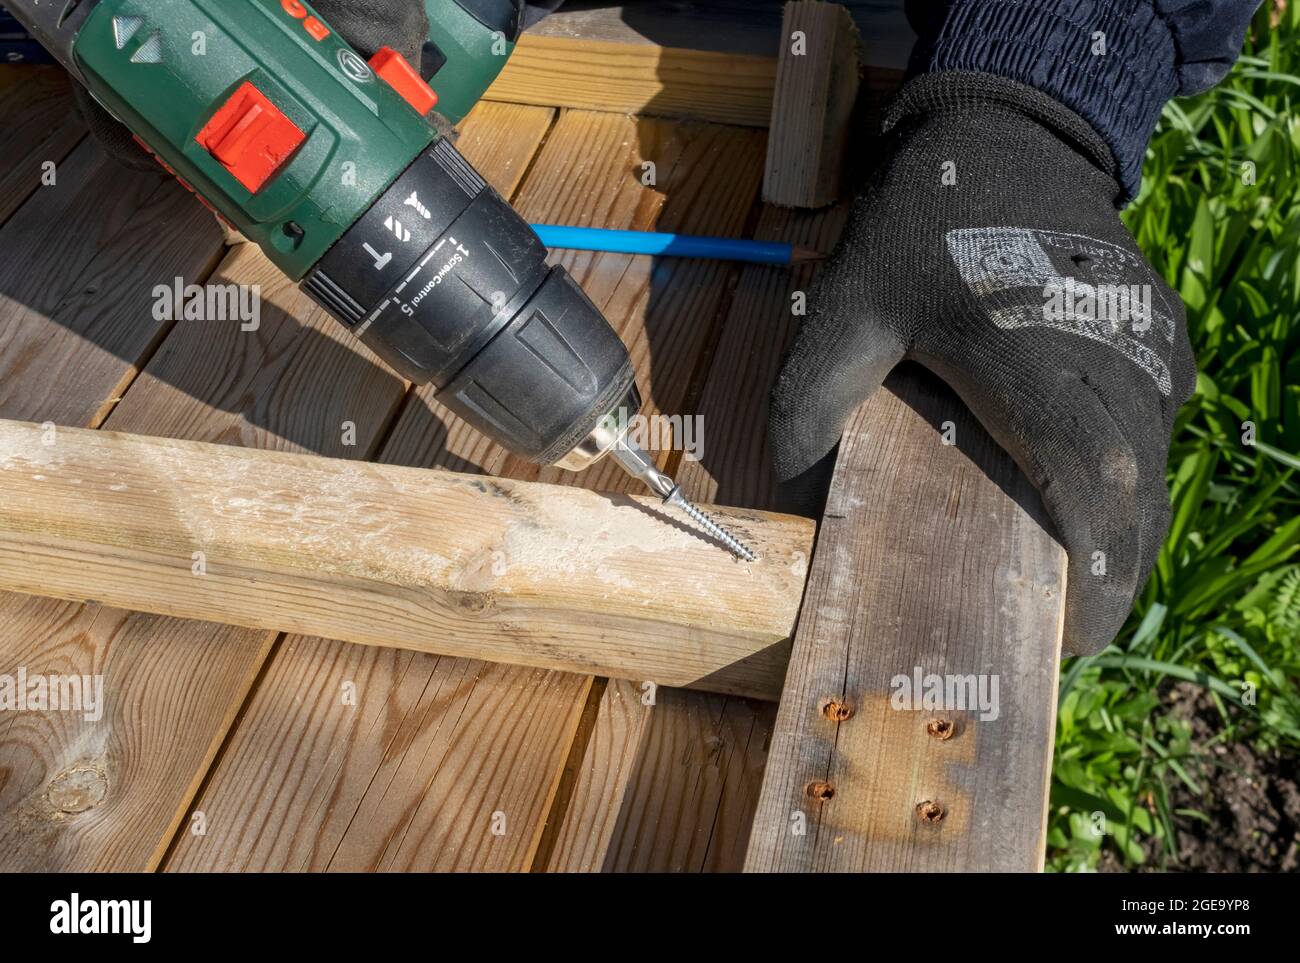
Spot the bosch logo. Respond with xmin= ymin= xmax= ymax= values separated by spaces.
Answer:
xmin=337 ymin=49 xmax=373 ymax=82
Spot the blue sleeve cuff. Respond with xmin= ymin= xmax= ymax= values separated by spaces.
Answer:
xmin=906 ymin=0 xmax=1179 ymax=200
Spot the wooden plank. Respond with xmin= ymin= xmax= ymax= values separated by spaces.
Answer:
xmin=0 ymin=418 xmax=811 ymax=697
xmin=163 ymin=102 xmax=574 ymax=873
xmin=0 ymin=598 xmax=274 ymax=871
xmin=0 ymin=67 xmax=84 ymax=226
xmin=744 ymin=368 xmax=1066 ymax=872
xmin=542 ymin=681 xmax=773 ymax=871
xmin=0 ymin=127 xmax=285 ymax=870
xmin=485 ymin=34 xmax=777 ymax=127
xmin=676 ymin=202 xmax=851 ymax=507
xmin=762 ymin=2 xmax=861 ymax=208
xmin=447 ymin=101 xmax=556 ymax=193
xmin=163 ymin=643 xmax=590 ymax=871
xmin=531 ymin=113 xmax=768 ymax=493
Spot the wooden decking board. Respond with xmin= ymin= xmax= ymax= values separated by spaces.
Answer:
xmin=0 ymin=140 xmax=224 ymax=427
xmin=164 ymin=638 xmax=592 ymax=871
xmin=103 ymin=243 xmax=405 ymax=450
xmin=0 ymin=128 xmax=414 ymax=869
xmin=544 ymin=681 xmax=774 ymax=871
xmin=744 ymin=369 xmax=1066 ymax=872
xmin=676 ymin=202 xmax=852 ymax=508
xmin=0 ymin=600 xmax=276 ymax=871
xmin=533 ymin=114 xmax=767 ymax=492
xmin=0 ymin=249 xmax=404 ymax=870
xmin=0 ymin=67 xmax=85 ymax=227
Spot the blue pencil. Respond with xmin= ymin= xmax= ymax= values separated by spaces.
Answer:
xmin=530 ymin=224 xmax=823 ymax=266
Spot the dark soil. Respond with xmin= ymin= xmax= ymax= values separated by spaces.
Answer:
xmin=1100 ymin=682 xmax=1300 ymax=872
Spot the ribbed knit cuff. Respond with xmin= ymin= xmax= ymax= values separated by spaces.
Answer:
xmin=907 ymin=0 xmax=1178 ymax=201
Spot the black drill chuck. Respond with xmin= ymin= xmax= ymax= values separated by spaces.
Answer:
xmin=302 ymin=137 xmax=636 ymax=466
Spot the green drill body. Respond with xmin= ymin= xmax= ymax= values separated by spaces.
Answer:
xmin=70 ymin=0 xmax=509 ymax=280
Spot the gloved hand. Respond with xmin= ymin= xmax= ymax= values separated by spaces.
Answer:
xmin=75 ymin=0 xmax=430 ymax=172
xmin=769 ymin=72 xmax=1196 ymax=656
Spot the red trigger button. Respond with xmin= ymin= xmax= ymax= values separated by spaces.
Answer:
xmin=196 ymin=81 xmax=305 ymax=193
xmin=369 ymin=47 xmax=438 ymax=116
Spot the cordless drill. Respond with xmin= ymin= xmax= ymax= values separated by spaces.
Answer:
xmin=7 ymin=0 xmax=754 ymax=560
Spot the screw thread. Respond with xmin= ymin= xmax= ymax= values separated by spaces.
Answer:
xmin=675 ymin=495 xmax=757 ymax=562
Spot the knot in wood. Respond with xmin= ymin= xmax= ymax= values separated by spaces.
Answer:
xmin=46 ymin=767 xmax=108 ymax=814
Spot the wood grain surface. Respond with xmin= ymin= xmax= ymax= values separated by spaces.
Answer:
xmin=762 ymin=1 xmax=861 ymax=208
xmin=486 ymin=34 xmax=778 ymax=127
xmin=0 ymin=418 xmax=812 ymax=695
xmin=0 ymin=67 xmax=84 ymax=226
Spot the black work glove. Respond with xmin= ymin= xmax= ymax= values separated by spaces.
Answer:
xmin=75 ymin=0 xmax=430 ymax=172
xmin=769 ymin=72 xmax=1196 ymax=656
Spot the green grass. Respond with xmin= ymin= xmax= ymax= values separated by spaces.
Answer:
xmin=1047 ymin=1 xmax=1300 ymax=871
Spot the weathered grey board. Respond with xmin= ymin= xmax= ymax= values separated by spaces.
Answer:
xmin=744 ymin=367 xmax=1067 ymax=872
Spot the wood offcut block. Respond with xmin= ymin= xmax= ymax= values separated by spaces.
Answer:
xmin=763 ymin=1 xmax=862 ymax=208
xmin=0 ymin=419 xmax=812 ymax=700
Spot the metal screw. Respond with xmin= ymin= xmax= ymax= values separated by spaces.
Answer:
xmin=926 ymin=718 xmax=956 ymax=740
xmin=916 ymin=800 xmax=945 ymax=823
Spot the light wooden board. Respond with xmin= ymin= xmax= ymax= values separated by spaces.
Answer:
xmin=744 ymin=368 xmax=1067 ymax=872
xmin=541 ymin=680 xmax=773 ymax=871
xmin=762 ymin=1 xmax=861 ymax=208
xmin=486 ymin=34 xmax=777 ymax=127
xmin=0 ymin=418 xmax=812 ymax=695
xmin=164 ymin=641 xmax=591 ymax=871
